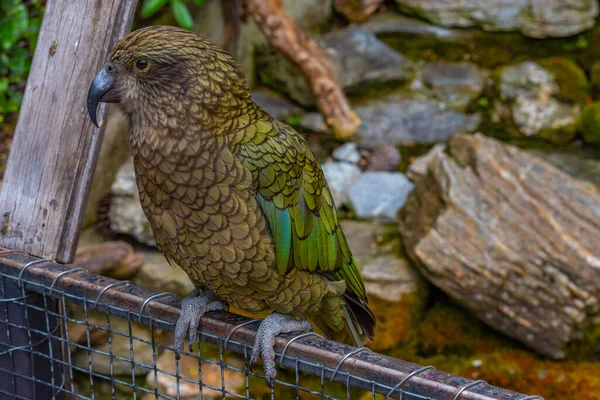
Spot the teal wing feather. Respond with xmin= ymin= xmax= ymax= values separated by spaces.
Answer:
xmin=237 ymin=117 xmax=367 ymax=300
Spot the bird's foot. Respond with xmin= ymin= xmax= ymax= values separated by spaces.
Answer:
xmin=174 ymin=289 xmax=227 ymax=358
xmin=249 ymin=312 xmax=312 ymax=387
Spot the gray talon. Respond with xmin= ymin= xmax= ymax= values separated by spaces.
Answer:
xmin=174 ymin=289 xmax=227 ymax=357
xmin=249 ymin=312 xmax=312 ymax=386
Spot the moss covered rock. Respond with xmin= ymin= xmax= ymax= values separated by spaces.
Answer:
xmin=538 ymin=57 xmax=589 ymax=104
xmin=591 ymin=61 xmax=600 ymax=99
xmin=581 ymin=101 xmax=600 ymax=144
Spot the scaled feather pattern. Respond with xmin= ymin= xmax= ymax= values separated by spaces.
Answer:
xmin=101 ymin=26 xmax=375 ymax=342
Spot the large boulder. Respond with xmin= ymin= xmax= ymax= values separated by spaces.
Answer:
xmin=399 ymin=133 xmax=600 ymax=359
xmin=394 ymin=0 xmax=599 ymax=38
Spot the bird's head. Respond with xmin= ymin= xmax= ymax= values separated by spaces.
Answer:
xmin=87 ymin=25 xmax=250 ymax=128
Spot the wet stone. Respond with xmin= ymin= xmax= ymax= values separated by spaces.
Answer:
xmin=348 ymin=171 xmax=414 ymax=222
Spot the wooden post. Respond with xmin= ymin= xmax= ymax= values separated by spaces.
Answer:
xmin=0 ymin=1 xmax=137 ymax=398
xmin=0 ymin=0 xmax=137 ymax=264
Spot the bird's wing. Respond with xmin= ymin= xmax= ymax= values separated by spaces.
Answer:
xmin=236 ymin=117 xmax=366 ymax=299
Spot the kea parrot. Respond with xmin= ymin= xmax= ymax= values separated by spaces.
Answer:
xmin=87 ymin=25 xmax=375 ymax=384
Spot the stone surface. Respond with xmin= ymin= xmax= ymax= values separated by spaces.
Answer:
xmin=332 ymin=142 xmax=361 ymax=164
xmin=528 ymin=144 xmax=600 ymax=188
xmin=109 ymin=158 xmax=155 ymax=247
xmin=363 ymin=12 xmax=473 ymax=39
xmin=399 ymin=133 xmax=600 ymax=359
xmin=495 ymin=61 xmax=580 ymax=140
xmin=348 ymin=171 xmax=414 ymax=222
xmin=394 ymin=0 xmax=599 ymax=38
xmin=422 ymin=61 xmax=484 ymax=109
xmin=321 ymin=162 xmax=362 ymax=208
xmin=302 ymin=93 xmax=480 ymax=147
xmin=193 ymin=0 xmax=333 ymax=87
xmin=132 ymin=250 xmax=195 ymax=298
xmin=258 ymin=27 xmax=413 ymax=106
xmin=340 ymin=220 xmax=419 ymax=301
xmin=83 ymin=105 xmax=130 ymax=227
xmin=145 ymin=347 xmax=244 ymax=399
xmin=340 ymin=220 xmax=426 ymax=350
xmin=250 ymin=90 xmax=303 ymax=121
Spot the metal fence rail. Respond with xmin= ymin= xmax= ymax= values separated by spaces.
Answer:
xmin=0 ymin=250 xmax=544 ymax=400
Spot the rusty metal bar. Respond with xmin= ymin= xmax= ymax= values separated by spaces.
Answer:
xmin=0 ymin=251 xmax=543 ymax=400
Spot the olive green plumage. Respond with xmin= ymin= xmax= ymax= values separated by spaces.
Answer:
xmin=107 ymin=25 xmax=375 ymax=341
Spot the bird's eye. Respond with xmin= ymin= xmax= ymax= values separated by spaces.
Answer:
xmin=135 ymin=59 xmax=149 ymax=72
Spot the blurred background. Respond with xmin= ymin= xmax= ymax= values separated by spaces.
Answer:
xmin=2 ymin=0 xmax=600 ymax=398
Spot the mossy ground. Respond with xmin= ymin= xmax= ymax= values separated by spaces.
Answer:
xmin=377 ymin=289 xmax=600 ymax=400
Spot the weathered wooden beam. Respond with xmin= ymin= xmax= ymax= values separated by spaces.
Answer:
xmin=0 ymin=0 xmax=138 ymax=263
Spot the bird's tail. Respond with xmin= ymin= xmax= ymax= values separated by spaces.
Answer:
xmin=311 ymin=292 xmax=376 ymax=347
xmin=343 ymin=291 xmax=376 ymax=346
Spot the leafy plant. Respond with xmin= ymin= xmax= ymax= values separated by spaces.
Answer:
xmin=0 ymin=0 xmax=44 ymax=125
xmin=141 ymin=0 xmax=204 ymax=30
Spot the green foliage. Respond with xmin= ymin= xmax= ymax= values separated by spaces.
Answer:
xmin=0 ymin=0 xmax=43 ymax=124
xmin=140 ymin=0 xmax=204 ymax=29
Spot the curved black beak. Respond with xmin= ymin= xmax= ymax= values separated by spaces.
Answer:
xmin=87 ymin=67 xmax=120 ymax=128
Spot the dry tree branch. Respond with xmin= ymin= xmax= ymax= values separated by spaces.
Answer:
xmin=243 ymin=0 xmax=360 ymax=138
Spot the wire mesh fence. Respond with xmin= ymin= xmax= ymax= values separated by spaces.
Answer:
xmin=0 ymin=249 xmax=544 ymax=400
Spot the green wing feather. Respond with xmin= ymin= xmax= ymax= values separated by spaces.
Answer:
xmin=237 ymin=117 xmax=367 ymax=300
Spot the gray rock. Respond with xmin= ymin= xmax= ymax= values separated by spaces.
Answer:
xmin=340 ymin=220 xmax=420 ymax=301
xmin=258 ymin=27 xmax=413 ymax=106
xmin=399 ymin=133 xmax=600 ymax=359
xmin=251 ymin=90 xmax=303 ymax=121
xmin=332 ymin=142 xmax=361 ymax=164
xmin=363 ymin=12 xmax=472 ymax=39
xmin=422 ymin=61 xmax=484 ymax=109
xmin=496 ymin=61 xmax=580 ymax=137
xmin=301 ymin=93 xmax=480 ymax=147
xmin=394 ymin=0 xmax=599 ymax=38
xmin=528 ymin=144 xmax=600 ymax=189
xmin=322 ymin=162 xmax=362 ymax=207
xmin=109 ymin=158 xmax=155 ymax=247
xmin=499 ymin=61 xmax=558 ymax=100
xmin=132 ymin=250 xmax=194 ymax=298
xmin=348 ymin=171 xmax=414 ymax=222
xmin=406 ymin=143 xmax=446 ymax=181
